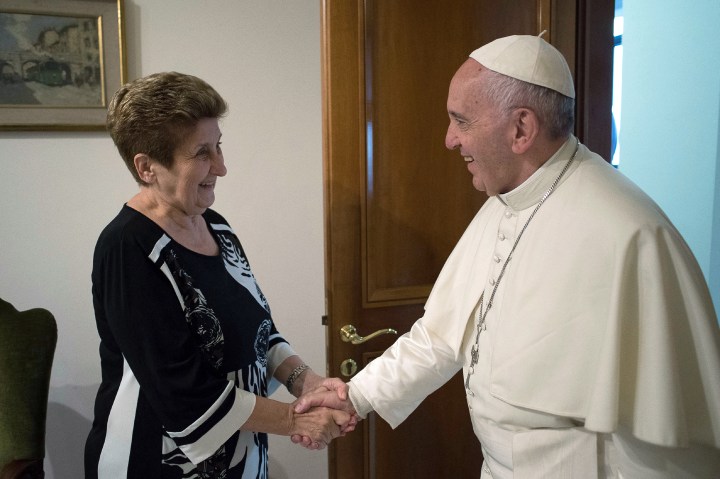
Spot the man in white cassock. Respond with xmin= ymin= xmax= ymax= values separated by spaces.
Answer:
xmin=296 ymin=35 xmax=720 ymax=478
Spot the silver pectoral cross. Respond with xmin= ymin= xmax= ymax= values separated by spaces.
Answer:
xmin=465 ymin=294 xmax=486 ymax=391
xmin=465 ymin=344 xmax=479 ymax=389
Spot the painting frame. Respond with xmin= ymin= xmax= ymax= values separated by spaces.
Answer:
xmin=0 ymin=0 xmax=126 ymax=131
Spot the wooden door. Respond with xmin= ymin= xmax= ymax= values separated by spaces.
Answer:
xmin=321 ymin=1 xmax=613 ymax=478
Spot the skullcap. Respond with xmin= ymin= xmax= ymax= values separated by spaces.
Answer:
xmin=469 ymin=34 xmax=575 ymax=99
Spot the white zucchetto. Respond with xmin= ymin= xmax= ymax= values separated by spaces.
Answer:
xmin=469 ymin=34 xmax=576 ymax=99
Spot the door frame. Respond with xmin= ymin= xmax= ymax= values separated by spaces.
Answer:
xmin=321 ymin=1 xmax=615 ymax=477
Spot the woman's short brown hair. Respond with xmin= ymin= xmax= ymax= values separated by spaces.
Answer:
xmin=107 ymin=72 xmax=228 ymax=184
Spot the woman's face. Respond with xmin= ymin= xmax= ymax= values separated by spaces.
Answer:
xmin=151 ymin=117 xmax=226 ymax=217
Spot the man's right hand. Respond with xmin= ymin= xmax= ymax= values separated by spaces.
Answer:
xmin=294 ymin=387 xmax=356 ymax=416
xmin=292 ymin=386 xmax=359 ymax=448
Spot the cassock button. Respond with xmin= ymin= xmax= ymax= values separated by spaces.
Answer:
xmin=505 ymin=211 xmax=512 ymax=218
xmin=493 ymin=255 xmax=501 ymax=263
xmin=490 ymin=278 xmax=496 ymax=286
xmin=498 ymin=233 xmax=505 ymax=241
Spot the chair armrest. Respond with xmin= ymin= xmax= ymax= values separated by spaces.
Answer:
xmin=0 ymin=459 xmax=44 ymax=479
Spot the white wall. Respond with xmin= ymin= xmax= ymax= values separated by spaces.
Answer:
xmin=0 ymin=1 xmax=328 ymax=478
xmin=618 ymin=0 xmax=720 ymax=311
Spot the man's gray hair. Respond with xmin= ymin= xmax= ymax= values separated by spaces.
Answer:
xmin=483 ymin=69 xmax=575 ymax=139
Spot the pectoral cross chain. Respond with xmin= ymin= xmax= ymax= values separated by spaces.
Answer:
xmin=465 ymin=293 xmax=486 ymax=390
xmin=463 ymin=139 xmax=580 ymax=393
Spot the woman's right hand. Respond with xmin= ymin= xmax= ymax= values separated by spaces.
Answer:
xmin=289 ymin=406 xmax=352 ymax=450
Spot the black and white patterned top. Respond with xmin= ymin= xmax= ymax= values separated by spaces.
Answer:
xmin=86 ymin=205 xmax=295 ymax=479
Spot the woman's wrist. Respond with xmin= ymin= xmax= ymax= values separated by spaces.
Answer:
xmin=293 ymin=369 xmax=329 ymax=398
xmin=286 ymin=363 xmax=312 ymax=396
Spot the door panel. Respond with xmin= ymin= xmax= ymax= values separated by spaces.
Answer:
xmin=322 ymin=1 xmax=612 ymax=477
xmin=361 ymin=0 xmax=493 ymax=305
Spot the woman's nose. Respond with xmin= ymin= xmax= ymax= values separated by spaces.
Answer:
xmin=213 ymin=154 xmax=227 ymax=177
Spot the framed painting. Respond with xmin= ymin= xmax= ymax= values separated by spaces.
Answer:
xmin=0 ymin=0 xmax=126 ymax=130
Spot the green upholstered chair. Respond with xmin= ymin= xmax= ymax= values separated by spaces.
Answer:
xmin=0 ymin=298 xmax=57 ymax=479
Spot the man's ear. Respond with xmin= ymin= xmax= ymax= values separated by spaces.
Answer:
xmin=510 ymin=108 xmax=539 ymax=154
xmin=133 ymin=153 xmax=155 ymax=184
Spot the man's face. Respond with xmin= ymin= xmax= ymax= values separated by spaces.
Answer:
xmin=445 ymin=61 xmax=516 ymax=196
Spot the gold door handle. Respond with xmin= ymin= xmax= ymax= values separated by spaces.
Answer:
xmin=340 ymin=324 xmax=397 ymax=345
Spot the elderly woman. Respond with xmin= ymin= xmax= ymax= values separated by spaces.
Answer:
xmin=85 ymin=72 xmax=350 ymax=478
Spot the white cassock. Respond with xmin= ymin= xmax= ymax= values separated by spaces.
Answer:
xmin=349 ymin=136 xmax=720 ymax=478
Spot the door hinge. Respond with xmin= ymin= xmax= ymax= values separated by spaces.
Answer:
xmin=321 ymin=314 xmax=328 ymax=326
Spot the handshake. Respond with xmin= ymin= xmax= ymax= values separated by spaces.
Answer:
xmin=287 ymin=377 xmax=359 ymax=450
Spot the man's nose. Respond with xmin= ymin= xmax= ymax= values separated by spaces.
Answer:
xmin=445 ymin=125 xmax=459 ymax=150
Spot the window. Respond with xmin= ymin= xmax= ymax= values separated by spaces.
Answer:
xmin=612 ymin=0 xmax=624 ymax=166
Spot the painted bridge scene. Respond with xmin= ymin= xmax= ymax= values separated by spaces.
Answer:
xmin=0 ymin=11 xmax=103 ymax=106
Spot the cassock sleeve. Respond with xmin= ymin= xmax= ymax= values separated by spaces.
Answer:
xmin=349 ymin=320 xmax=463 ymax=428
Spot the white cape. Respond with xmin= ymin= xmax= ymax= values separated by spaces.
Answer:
xmin=354 ymin=138 xmax=720 ymax=450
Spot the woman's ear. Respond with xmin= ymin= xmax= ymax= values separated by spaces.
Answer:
xmin=134 ymin=153 xmax=154 ymax=184
xmin=510 ymin=108 xmax=539 ymax=154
